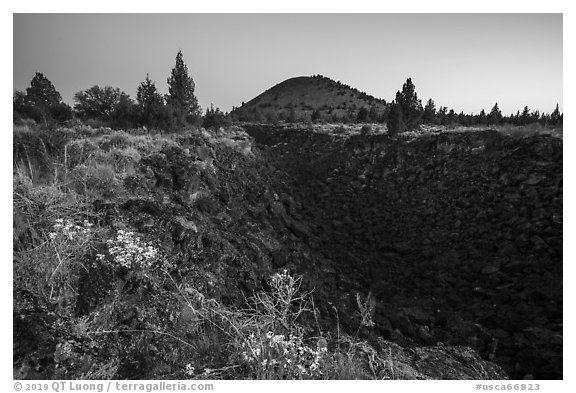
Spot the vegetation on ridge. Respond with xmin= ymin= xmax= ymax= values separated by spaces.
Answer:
xmin=13 ymin=125 xmax=509 ymax=379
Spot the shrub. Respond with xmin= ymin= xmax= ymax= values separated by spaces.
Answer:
xmin=108 ymin=131 xmax=131 ymax=148
xmin=69 ymin=162 xmax=119 ymax=199
xmin=98 ymin=229 xmax=164 ymax=271
xmin=334 ymin=125 xmax=347 ymax=135
xmin=360 ymin=125 xmax=372 ymax=136
xmin=171 ymin=269 xmax=391 ymax=380
xmin=202 ymin=105 xmax=231 ymax=131
xmin=14 ymin=217 xmax=101 ymax=315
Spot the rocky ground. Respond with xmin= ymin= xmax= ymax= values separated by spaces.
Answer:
xmin=244 ymin=124 xmax=563 ymax=379
xmin=13 ymin=123 xmax=560 ymax=379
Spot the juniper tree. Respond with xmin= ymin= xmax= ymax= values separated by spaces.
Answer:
xmin=110 ymin=92 xmax=137 ymax=129
xmin=166 ymin=50 xmax=201 ymax=127
xmin=202 ymin=104 xmax=231 ymax=130
xmin=25 ymin=72 xmax=66 ymax=127
xmin=74 ymin=86 xmax=123 ymax=121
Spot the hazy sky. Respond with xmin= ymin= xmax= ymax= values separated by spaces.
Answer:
xmin=13 ymin=13 xmax=562 ymax=115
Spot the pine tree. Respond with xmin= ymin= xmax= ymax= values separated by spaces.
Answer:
xmin=166 ymin=50 xmax=200 ymax=127
xmin=520 ymin=106 xmax=530 ymax=125
xmin=437 ymin=106 xmax=448 ymax=125
xmin=477 ymin=109 xmax=487 ymax=125
xmin=423 ymin=98 xmax=436 ymax=124
xmin=386 ymin=98 xmax=405 ymax=136
xmin=487 ymin=103 xmax=502 ymax=125
xmin=550 ymin=104 xmax=562 ymax=126
xmin=395 ymin=78 xmax=424 ymax=130
xmin=137 ymin=74 xmax=166 ymax=129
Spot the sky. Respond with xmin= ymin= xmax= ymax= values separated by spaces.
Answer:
xmin=13 ymin=13 xmax=562 ymax=116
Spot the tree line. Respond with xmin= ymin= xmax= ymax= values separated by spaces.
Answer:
xmin=14 ymin=56 xmax=562 ymax=134
xmin=13 ymin=50 xmax=230 ymax=131
xmin=386 ymin=78 xmax=563 ymax=135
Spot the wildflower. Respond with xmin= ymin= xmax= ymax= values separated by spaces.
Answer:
xmin=271 ymin=334 xmax=285 ymax=344
xmin=105 ymin=230 xmax=163 ymax=269
xmin=185 ymin=364 xmax=195 ymax=376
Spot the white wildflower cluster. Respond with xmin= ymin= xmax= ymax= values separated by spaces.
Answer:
xmin=97 ymin=229 xmax=161 ymax=270
xmin=240 ymin=330 xmax=328 ymax=379
xmin=49 ymin=218 xmax=94 ymax=242
xmin=270 ymin=269 xmax=299 ymax=300
xmin=184 ymin=364 xmax=195 ymax=376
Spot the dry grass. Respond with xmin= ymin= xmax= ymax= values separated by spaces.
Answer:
xmin=494 ymin=123 xmax=563 ymax=139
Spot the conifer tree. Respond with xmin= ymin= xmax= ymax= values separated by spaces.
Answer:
xmin=166 ymin=50 xmax=201 ymax=127
xmin=395 ymin=78 xmax=424 ymax=130
xmin=423 ymin=98 xmax=437 ymax=124
xmin=550 ymin=104 xmax=562 ymax=126
xmin=478 ymin=109 xmax=487 ymax=125
xmin=487 ymin=103 xmax=503 ymax=125
xmin=137 ymin=74 xmax=166 ymax=129
xmin=26 ymin=72 xmax=65 ymax=126
xmin=202 ymin=104 xmax=230 ymax=130
xmin=519 ymin=106 xmax=530 ymax=125
xmin=386 ymin=98 xmax=405 ymax=136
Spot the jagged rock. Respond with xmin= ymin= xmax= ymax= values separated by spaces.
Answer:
xmin=245 ymin=124 xmax=562 ymax=379
xmin=410 ymin=345 xmax=507 ymax=379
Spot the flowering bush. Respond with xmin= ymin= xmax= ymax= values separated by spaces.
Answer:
xmin=223 ymin=270 xmax=328 ymax=379
xmin=49 ymin=218 xmax=94 ymax=242
xmin=240 ymin=330 xmax=328 ymax=379
xmin=47 ymin=218 xmax=97 ymax=286
xmin=13 ymin=217 xmax=101 ymax=314
xmin=97 ymin=229 xmax=165 ymax=271
xmin=248 ymin=269 xmax=312 ymax=333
